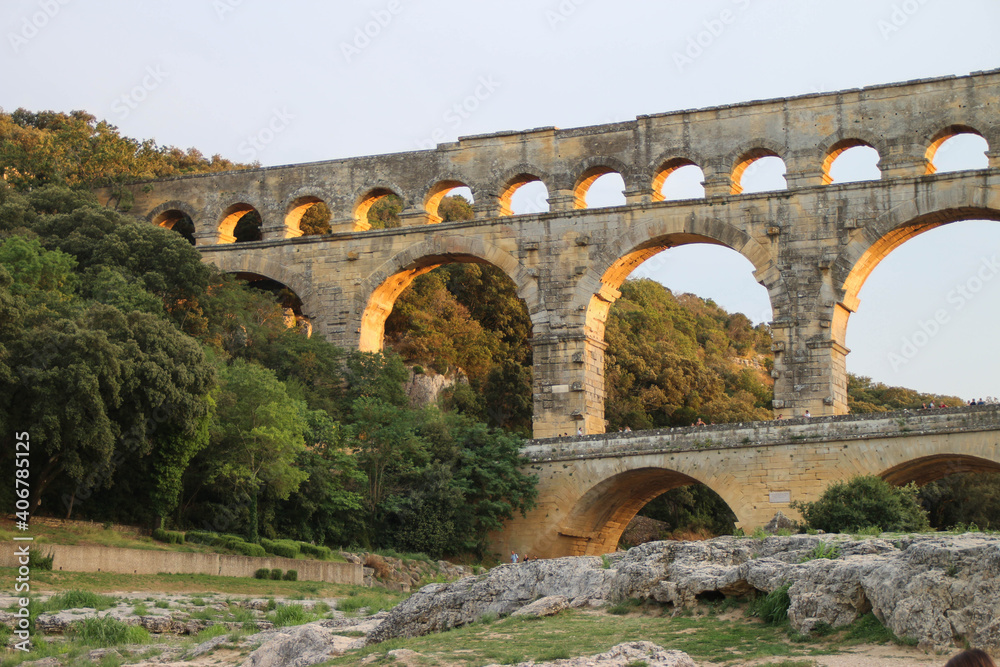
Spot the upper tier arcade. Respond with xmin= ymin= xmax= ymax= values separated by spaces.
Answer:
xmin=99 ymin=69 xmax=1000 ymax=438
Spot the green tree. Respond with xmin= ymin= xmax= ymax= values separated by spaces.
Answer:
xmin=919 ymin=472 xmax=1000 ymax=530
xmin=275 ymin=409 xmax=366 ymax=545
xmin=367 ymin=195 xmax=402 ymax=229
xmin=205 ymin=359 xmax=308 ymax=542
xmin=791 ymin=475 xmax=930 ymax=533
xmin=299 ymin=202 xmax=332 ymax=236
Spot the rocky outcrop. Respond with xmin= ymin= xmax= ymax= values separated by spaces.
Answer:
xmin=367 ymin=556 xmax=612 ymax=643
xmin=404 ymin=369 xmax=463 ymax=408
xmin=368 ymin=533 xmax=1000 ymax=653
xmin=510 ymin=595 xmax=570 ymax=618
xmin=240 ymin=623 xmax=364 ymax=667
xmin=483 ymin=641 xmax=696 ymax=667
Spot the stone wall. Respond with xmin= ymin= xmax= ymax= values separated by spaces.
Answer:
xmin=0 ymin=544 xmax=363 ymax=586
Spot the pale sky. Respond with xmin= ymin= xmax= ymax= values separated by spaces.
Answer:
xmin=3 ymin=0 xmax=999 ymax=400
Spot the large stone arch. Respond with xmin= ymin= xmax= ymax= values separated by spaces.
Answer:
xmin=830 ymin=192 xmax=1000 ymax=347
xmin=203 ymin=253 xmax=316 ymax=318
xmin=882 ymin=454 xmax=1000 ymax=487
xmin=554 ymin=465 xmax=743 ymax=556
xmin=354 ymin=235 xmax=538 ymax=352
xmin=579 ymin=211 xmax=778 ymax=341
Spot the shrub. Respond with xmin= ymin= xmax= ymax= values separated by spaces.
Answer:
xmin=299 ymin=543 xmax=331 ymax=560
xmin=282 ymin=570 xmax=298 ymax=581
xmin=152 ymin=528 xmax=184 ymax=544
xmin=270 ymin=568 xmax=283 ymax=580
xmin=791 ymin=476 xmax=929 ymax=534
xmin=29 ymin=548 xmax=54 ymax=571
xmin=266 ymin=603 xmax=313 ymax=627
xmin=185 ymin=530 xmax=217 ymax=545
xmin=72 ymin=617 xmax=150 ymax=647
xmin=748 ymin=583 xmax=791 ymax=625
xmin=231 ymin=542 xmax=266 ymax=558
xmin=261 ymin=539 xmax=299 ymax=559
xmin=254 ymin=568 xmax=271 ymax=580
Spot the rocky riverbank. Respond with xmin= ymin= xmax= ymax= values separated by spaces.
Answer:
xmin=370 ymin=533 xmax=1000 ymax=653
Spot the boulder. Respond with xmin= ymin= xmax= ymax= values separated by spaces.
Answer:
xmin=764 ymin=510 xmax=798 ymax=534
xmin=241 ymin=622 xmax=364 ymax=667
xmin=510 ymin=596 xmax=570 ymax=619
xmin=367 ymin=557 xmax=613 ymax=643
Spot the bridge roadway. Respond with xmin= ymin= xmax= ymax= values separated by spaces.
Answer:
xmin=494 ymin=405 xmax=1000 ymax=558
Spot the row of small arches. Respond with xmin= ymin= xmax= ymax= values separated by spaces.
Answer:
xmin=154 ymin=127 xmax=990 ymax=245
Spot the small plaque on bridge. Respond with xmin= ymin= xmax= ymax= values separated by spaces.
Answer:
xmin=769 ymin=491 xmax=791 ymax=504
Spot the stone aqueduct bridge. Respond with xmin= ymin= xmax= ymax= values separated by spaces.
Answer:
xmin=500 ymin=406 xmax=1000 ymax=558
xmin=102 ymin=69 xmax=1000 ymax=439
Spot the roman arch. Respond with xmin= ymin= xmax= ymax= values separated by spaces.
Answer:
xmin=99 ymin=68 xmax=1000 ymax=439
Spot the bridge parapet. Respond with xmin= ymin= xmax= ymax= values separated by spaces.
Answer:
xmin=524 ymin=405 xmax=1000 ymax=462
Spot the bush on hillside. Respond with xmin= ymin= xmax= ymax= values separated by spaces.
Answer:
xmin=299 ymin=543 xmax=332 ymax=560
xmin=151 ymin=528 xmax=184 ymax=544
xmin=791 ymin=476 xmax=929 ymax=533
xmin=261 ymin=538 xmax=299 ymax=559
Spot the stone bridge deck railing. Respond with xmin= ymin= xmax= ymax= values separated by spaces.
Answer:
xmin=523 ymin=404 xmax=1000 ymax=463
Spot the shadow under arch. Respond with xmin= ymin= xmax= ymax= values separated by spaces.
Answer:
xmin=831 ymin=205 xmax=1000 ymax=345
xmin=579 ymin=214 xmax=777 ymax=341
xmin=558 ymin=467 xmax=741 ymax=556
xmin=202 ymin=254 xmax=315 ymax=318
xmin=881 ymin=454 xmax=1000 ymax=487
xmin=356 ymin=236 xmax=538 ymax=352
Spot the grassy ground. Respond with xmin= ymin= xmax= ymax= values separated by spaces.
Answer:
xmin=326 ymin=601 xmax=919 ymax=667
xmin=0 ymin=567 xmax=409 ymax=602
